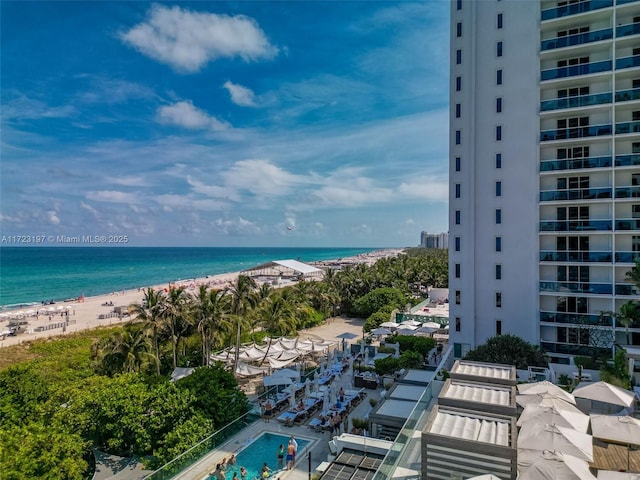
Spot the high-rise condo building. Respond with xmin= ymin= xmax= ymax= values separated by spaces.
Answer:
xmin=420 ymin=231 xmax=449 ymax=249
xmin=449 ymin=0 xmax=640 ymax=362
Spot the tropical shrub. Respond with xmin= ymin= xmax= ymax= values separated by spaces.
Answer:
xmin=464 ymin=334 xmax=547 ymax=369
xmin=352 ymin=288 xmax=406 ymax=318
xmin=395 ymin=335 xmax=436 ymax=358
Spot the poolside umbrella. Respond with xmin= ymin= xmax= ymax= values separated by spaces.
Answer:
xmin=517 ymin=451 xmax=596 ymax=480
xmin=380 ymin=321 xmax=399 ymax=329
xmin=396 ymin=328 xmax=417 ymax=336
xmin=590 ymin=415 xmax=640 ymax=446
xmin=415 ymin=326 xmax=438 ymax=335
xmin=305 ymin=378 xmax=311 ymax=398
xmin=518 ymin=381 xmax=576 ymax=405
xmin=516 ymin=393 xmax=578 ymax=409
xmin=517 ymin=404 xmax=590 ymax=432
xmin=323 ymin=388 xmax=329 ymax=411
xmin=371 ymin=328 xmax=392 ymax=336
xmin=422 ymin=321 xmax=441 ymax=329
xmin=313 ymin=375 xmax=319 ymax=394
xmin=467 ymin=475 xmax=502 ymax=480
xmin=518 ymin=424 xmax=593 ymax=462
xmin=289 ymin=388 xmax=297 ymax=409
xmin=572 ymin=381 xmax=636 ymax=409
xmin=402 ymin=319 xmax=422 ymax=327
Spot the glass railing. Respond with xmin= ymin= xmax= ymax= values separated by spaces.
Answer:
xmin=541 ymin=92 xmax=612 ymax=111
xmin=541 ymin=28 xmax=612 ymax=51
xmin=616 ymin=284 xmax=639 ymax=295
xmin=541 ymin=342 xmax=610 ymax=356
xmin=539 ymin=251 xmax=613 ymax=262
xmin=540 ymin=124 xmax=612 ymax=141
xmin=615 ymin=154 xmax=640 ymax=167
xmin=615 ymin=121 xmax=640 ymax=135
xmin=541 ymin=60 xmax=612 ymax=81
xmin=540 ymin=156 xmax=612 ymax=171
xmin=540 ymin=281 xmax=613 ymax=294
xmin=617 ymin=0 xmax=640 ymax=5
xmin=541 ymin=0 xmax=613 ymax=21
xmin=540 ymin=312 xmax=613 ymax=326
xmin=540 ymin=187 xmax=612 ymax=201
xmin=616 ymin=22 xmax=640 ymax=38
xmin=615 ymin=88 xmax=640 ymax=102
xmin=615 ymin=186 xmax=640 ymax=198
xmin=615 ymin=218 xmax=640 ymax=230
xmin=615 ymin=252 xmax=640 ymax=262
xmin=144 ymin=410 xmax=261 ymax=480
xmin=616 ymin=55 xmax=640 ymax=69
xmin=540 ymin=220 xmax=612 ymax=231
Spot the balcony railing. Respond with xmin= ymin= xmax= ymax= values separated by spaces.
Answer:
xmin=541 ymin=60 xmax=612 ymax=81
xmin=541 ymin=342 xmax=610 ymax=356
xmin=540 ymin=251 xmax=612 ymax=262
xmin=541 ymin=92 xmax=612 ymax=111
xmin=540 ymin=219 xmax=612 ymax=231
xmin=540 ymin=281 xmax=613 ymax=294
xmin=617 ymin=0 xmax=640 ymax=5
xmin=616 ymin=284 xmax=640 ymax=295
xmin=541 ymin=0 xmax=613 ymax=21
xmin=541 ymin=28 xmax=613 ymax=51
xmin=616 ymin=22 xmax=640 ymax=38
xmin=615 ymin=218 xmax=640 ymax=230
xmin=615 ymin=186 xmax=640 ymax=198
xmin=615 ymin=88 xmax=640 ymax=102
xmin=615 ymin=251 xmax=640 ymax=262
xmin=615 ymin=121 xmax=640 ymax=135
xmin=616 ymin=154 xmax=640 ymax=167
xmin=616 ymin=55 xmax=640 ymax=70
xmin=540 ymin=187 xmax=612 ymax=201
xmin=540 ymin=124 xmax=612 ymax=141
xmin=540 ymin=156 xmax=612 ymax=171
xmin=540 ymin=312 xmax=613 ymax=326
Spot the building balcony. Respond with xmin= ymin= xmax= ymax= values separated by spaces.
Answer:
xmin=540 ymin=187 xmax=612 ymax=201
xmin=540 ymin=311 xmax=613 ymax=326
xmin=615 ymin=218 xmax=640 ymax=230
xmin=615 ymin=186 xmax=640 ymax=198
xmin=540 ymin=251 xmax=613 ymax=262
xmin=540 ymin=281 xmax=613 ymax=294
xmin=541 ymin=156 xmax=612 ymax=171
xmin=616 ymin=21 xmax=640 ymax=38
xmin=615 ymin=121 xmax=640 ymax=135
xmin=615 ymin=251 xmax=640 ymax=262
xmin=541 ymin=28 xmax=613 ymax=51
xmin=540 ymin=124 xmax=612 ymax=141
xmin=616 ymin=283 xmax=640 ymax=295
xmin=540 ymin=92 xmax=612 ymax=111
xmin=540 ymin=220 xmax=612 ymax=231
xmin=615 ymin=154 xmax=640 ymax=167
xmin=541 ymin=0 xmax=613 ymax=21
xmin=615 ymin=87 xmax=640 ymax=103
xmin=616 ymin=55 xmax=640 ymax=70
xmin=541 ymin=60 xmax=612 ymax=81
xmin=541 ymin=342 xmax=610 ymax=356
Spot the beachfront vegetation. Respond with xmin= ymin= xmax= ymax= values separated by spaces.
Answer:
xmin=464 ymin=334 xmax=547 ymax=369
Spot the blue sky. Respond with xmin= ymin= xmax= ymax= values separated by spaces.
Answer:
xmin=1 ymin=1 xmax=449 ymax=248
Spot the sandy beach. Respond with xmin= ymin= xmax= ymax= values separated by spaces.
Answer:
xmin=0 ymin=249 xmax=403 ymax=348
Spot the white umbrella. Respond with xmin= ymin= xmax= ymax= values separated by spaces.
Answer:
xmin=305 ymin=378 xmax=311 ymax=398
xmin=415 ymin=326 xmax=438 ymax=334
xmin=518 ymin=381 xmax=576 ymax=405
xmin=380 ymin=321 xmax=399 ymax=328
xmin=467 ymin=475 xmax=502 ymax=480
xmin=371 ymin=328 xmax=392 ymax=336
xmin=396 ymin=328 xmax=417 ymax=336
xmin=590 ymin=415 xmax=640 ymax=446
xmin=518 ymin=424 xmax=593 ymax=462
xmin=572 ymin=381 xmax=636 ymax=408
xmin=323 ymin=388 xmax=329 ymax=410
xmin=289 ymin=388 xmax=297 ymax=409
xmin=422 ymin=321 xmax=441 ymax=329
xmin=518 ymin=451 xmax=596 ymax=480
xmin=313 ymin=375 xmax=319 ymax=393
xmin=401 ymin=319 xmax=422 ymax=327
xmin=516 ymin=393 xmax=578 ymax=408
xmin=517 ymin=404 xmax=590 ymax=432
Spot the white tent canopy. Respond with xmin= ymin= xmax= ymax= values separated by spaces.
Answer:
xmin=590 ymin=414 xmax=640 ymax=446
xmin=518 ymin=381 xmax=576 ymax=405
xmin=518 ymin=451 xmax=596 ymax=480
xmin=241 ymin=259 xmax=322 ymax=276
xmin=517 ymin=404 xmax=590 ymax=432
xmin=518 ymin=424 xmax=593 ymax=462
xmin=573 ymin=381 xmax=636 ymax=408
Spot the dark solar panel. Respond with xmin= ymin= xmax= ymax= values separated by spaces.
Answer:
xmin=359 ymin=457 xmax=382 ymax=470
xmin=322 ymin=463 xmax=356 ymax=480
xmin=351 ymin=469 xmax=376 ymax=480
xmin=336 ymin=451 xmax=364 ymax=466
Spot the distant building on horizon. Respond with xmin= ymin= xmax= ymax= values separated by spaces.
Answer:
xmin=420 ymin=231 xmax=449 ymax=249
xmin=448 ymin=0 xmax=640 ymax=362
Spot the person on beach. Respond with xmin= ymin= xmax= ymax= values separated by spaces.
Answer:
xmin=277 ymin=444 xmax=285 ymax=469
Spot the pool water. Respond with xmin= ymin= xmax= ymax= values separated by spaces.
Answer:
xmin=208 ymin=432 xmax=311 ymax=480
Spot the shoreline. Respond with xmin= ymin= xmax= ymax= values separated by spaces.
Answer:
xmin=0 ymin=248 xmax=404 ymax=347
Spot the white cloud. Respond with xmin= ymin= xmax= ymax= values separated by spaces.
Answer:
xmin=222 ymin=159 xmax=307 ymax=196
xmin=86 ymin=190 xmax=138 ymax=204
xmin=120 ymin=4 xmax=278 ymax=72
xmin=214 ymin=217 xmax=261 ymax=235
xmin=80 ymin=202 xmax=100 ymax=218
xmin=223 ymin=81 xmax=257 ymax=107
xmin=397 ymin=177 xmax=448 ymax=202
xmin=157 ymin=101 xmax=229 ymax=131
xmin=47 ymin=210 xmax=61 ymax=225
xmin=155 ymin=194 xmax=227 ymax=212
xmin=108 ymin=175 xmax=151 ymax=187
xmin=3 ymin=94 xmax=74 ymax=120
xmin=186 ymin=176 xmax=240 ymax=201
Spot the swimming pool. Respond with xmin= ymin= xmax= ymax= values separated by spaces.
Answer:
xmin=208 ymin=432 xmax=311 ymax=480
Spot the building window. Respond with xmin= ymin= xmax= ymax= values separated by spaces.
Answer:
xmin=455 ymin=103 xmax=461 ymax=118
xmin=497 ymin=13 xmax=503 ymax=29
xmin=496 ymin=264 xmax=502 ymax=280
xmin=455 ymin=210 xmax=461 ymax=225
xmin=456 ymin=76 xmax=462 ymax=91
xmin=456 ymin=49 xmax=462 ymax=64
xmin=455 ymin=290 xmax=461 ymax=305
xmin=455 ymin=263 xmax=461 ymax=278
xmin=455 ymin=157 xmax=461 ymax=172
xmin=496 ymin=236 xmax=502 ymax=252
xmin=496 ymin=97 xmax=502 ymax=113
xmin=455 ymin=236 xmax=461 ymax=251
xmin=496 ymin=209 xmax=502 ymax=224
xmin=496 ymin=292 xmax=502 ymax=308
xmin=497 ymin=69 xmax=503 ymax=85
xmin=455 ymin=317 xmax=461 ymax=332
xmin=457 ymin=0 xmax=462 ymax=10
xmin=496 ymin=181 xmax=502 ymax=196
xmin=496 ymin=153 xmax=502 ymax=168
xmin=455 ymin=183 xmax=461 ymax=198
xmin=496 ymin=320 xmax=502 ymax=335
xmin=456 ymin=130 xmax=461 ymax=145
xmin=456 ymin=22 xmax=462 ymax=37
xmin=496 ymin=125 xmax=502 ymax=141
xmin=497 ymin=41 xmax=503 ymax=57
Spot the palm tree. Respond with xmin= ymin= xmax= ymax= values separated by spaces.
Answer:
xmin=625 ymin=258 xmax=640 ymax=292
xmin=616 ymin=302 xmax=640 ymax=345
xmin=158 ymin=285 xmax=189 ymax=369
xmin=258 ymin=293 xmax=297 ymax=336
xmin=116 ymin=329 xmax=156 ymax=373
xmin=191 ymin=285 xmax=231 ymax=366
xmin=227 ymin=275 xmax=258 ymax=374
xmin=130 ymin=288 xmax=164 ymax=375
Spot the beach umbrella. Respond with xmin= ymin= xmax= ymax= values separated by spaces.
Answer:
xmin=517 ymin=404 xmax=589 ymax=432
xmin=371 ymin=328 xmax=392 ymax=336
xmin=289 ymin=388 xmax=297 ymax=409
xmin=323 ymin=388 xmax=329 ymax=410
xmin=305 ymin=378 xmax=311 ymax=398
xmin=518 ymin=381 xmax=576 ymax=405
xmin=380 ymin=321 xmax=399 ymax=329
xmin=517 ymin=424 xmax=593 ymax=462
xmin=363 ymin=347 xmax=370 ymax=365
xmin=313 ymin=375 xmax=319 ymax=393
xmin=517 ymin=451 xmax=596 ymax=480
xmin=422 ymin=321 xmax=441 ymax=329
xmin=415 ymin=326 xmax=438 ymax=335
xmin=466 ymin=475 xmax=502 ymax=480
xmin=396 ymin=328 xmax=417 ymax=336
xmin=516 ymin=393 xmax=578 ymax=409
xmin=572 ymin=381 xmax=636 ymax=408
xmin=402 ymin=319 xmax=422 ymax=327
xmin=590 ymin=414 xmax=640 ymax=446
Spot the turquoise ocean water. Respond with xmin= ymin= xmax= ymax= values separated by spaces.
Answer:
xmin=0 ymin=247 xmax=380 ymax=308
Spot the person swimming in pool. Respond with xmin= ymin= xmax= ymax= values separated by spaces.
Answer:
xmin=277 ymin=444 xmax=285 ymax=469
xmin=240 ymin=467 xmax=247 ymax=478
